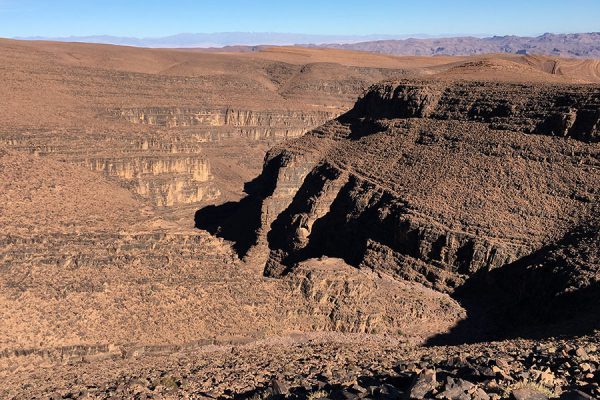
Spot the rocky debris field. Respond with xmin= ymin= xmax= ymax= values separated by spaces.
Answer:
xmin=243 ymin=336 xmax=600 ymax=400
xmin=3 ymin=333 xmax=598 ymax=399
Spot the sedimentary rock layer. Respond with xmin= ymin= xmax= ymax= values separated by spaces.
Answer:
xmin=197 ymin=79 xmax=600 ymax=336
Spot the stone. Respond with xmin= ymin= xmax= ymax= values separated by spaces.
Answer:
xmin=539 ymin=369 xmax=556 ymax=386
xmin=559 ymin=390 xmax=595 ymax=400
xmin=575 ymin=348 xmax=589 ymax=359
xmin=579 ymin=363 xmax=593 ymax=373
xmin=471 ymin=388 xmax=491 ymax=400
xmin=436 ymin=377 xmax=476 ymax=399
xmin=270 ymin=378 xmax=290 ymax=395
xmin=409 ymin=369 xmax=437 ymax=399
xmin=332 ymin=389 xmax=360 ymax=400
xmin=351 ymin=384 xmax=368 ymax=394
xmin=377 ymin=384 xmax=402 ymax=399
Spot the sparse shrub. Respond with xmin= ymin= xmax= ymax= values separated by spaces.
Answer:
xmin=504 ymin=380 xmax=560 ymax=398
xmin=159 ymin=376 xmax=180 ymax=390
xmin=307 ymin=390 xmax=329 ymax=400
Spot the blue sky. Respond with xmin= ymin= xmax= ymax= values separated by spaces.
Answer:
xmin=0 ymin=0 xmax=598 ymax=38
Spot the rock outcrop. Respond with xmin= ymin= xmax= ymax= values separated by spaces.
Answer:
xmin=286 ymin=258 xmax=464 ymax=337
xmin=351 ymin=80 xmax=600 ymax=142
xmin=82 ymin=156 xmax=219 ymax=207
xmin=197 ymin=79 xmax=600 ymax=337
xmin=113 ymin=107 xmax=338 ymax=139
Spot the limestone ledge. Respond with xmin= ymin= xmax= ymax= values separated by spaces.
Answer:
xmin=113 ymin=107 xmax=339 ymax=131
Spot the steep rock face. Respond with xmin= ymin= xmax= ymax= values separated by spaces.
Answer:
xmin=113 ymin=107 xmax=339 ymax=138
xmin=82 ymin=156 xmax=219 ymax=207
xmin=265 ymin=165 xmax=534 ymax=291
xmin=423 ymin=213 xmax=600 ymax=343
xmin=196 ymin=79 xmax=600 ymax=334
xmin=352 ymin=80 xmax=600 ymax=142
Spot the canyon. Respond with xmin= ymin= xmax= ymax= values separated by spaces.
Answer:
xmin=200 ymin=79 xmax=599 ymax=335
xmin=0 ymin=38 xmax=599 ymax=399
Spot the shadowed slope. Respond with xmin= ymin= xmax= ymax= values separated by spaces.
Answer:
xmin=429 ymin=216 xmax=600 ymax=345
xmin=196 ymin=79 xmax=600 ymax=342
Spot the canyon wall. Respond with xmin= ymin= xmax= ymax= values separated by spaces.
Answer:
xmin=197 ymin=80 xmax=600 ymax=303
xmin=352 ymin=80 xmax=600 ymax=141
xmin=81 ymin=156 xmax=218 ymax=207
xmin=1 ymin=107 xmax=339 ymax=208
xmin=113 ymin=108 xmax=339 ymax=139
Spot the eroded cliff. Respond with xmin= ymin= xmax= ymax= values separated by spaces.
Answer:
xmin=197 ymin=79 xmax=600 ymax=339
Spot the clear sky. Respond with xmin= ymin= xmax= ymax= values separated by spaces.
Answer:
xmin=0 ymin=0 xmax=598 ymax=38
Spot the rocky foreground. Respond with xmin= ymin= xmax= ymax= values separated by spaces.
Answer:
xmin=1 ymin=334 xmax=597 ymax=399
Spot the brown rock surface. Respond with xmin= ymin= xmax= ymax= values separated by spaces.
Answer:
xmin=198 ymin=78 xmax=600 ymax=345
xmin=2 ymin=38 xmax=600 ymax=399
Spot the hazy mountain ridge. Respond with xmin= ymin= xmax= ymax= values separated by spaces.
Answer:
xmin=14 ymin=32 xmax=600 ymax=58
xmin=317 ymin=32 xmax=600 ymax=58
xmin=15 ymin=32 xmax=435 ymax=48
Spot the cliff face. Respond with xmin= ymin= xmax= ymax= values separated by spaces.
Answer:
xmin=197 ymin=79 xmax=600 ymax=337
xmin=3 ymin=132 xmax=222 ymax=207
xmin=352 ymin=81 xmax=600 ymax=141
xmin=82 ymin=156 xmax=218 ymax=207
xmin=113 ymin=108 xmax=338 ymax=139
xmin=21 ymin=108 xmax=333 ymax=207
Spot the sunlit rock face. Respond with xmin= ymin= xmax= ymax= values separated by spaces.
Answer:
xmin=82 ymin=156 xmax=219 ymax=206
xmin=113 ymin=107 xmax=340 ymax=141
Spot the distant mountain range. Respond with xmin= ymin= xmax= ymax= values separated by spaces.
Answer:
xmin=14 ymin=32 xmax=600 ymax=59
xmin=316 ymin=33 xmax=600 ymax=58
xmin=16 ymin=32 xmax=439 ymax=48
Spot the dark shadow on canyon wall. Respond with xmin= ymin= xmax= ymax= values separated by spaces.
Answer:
xmin=265 ymin=169 xmax=401 ymax=276
xmin=427 ymin=222 xmax=600 ymax=346
xmin=194 ymin=112 xmax=392 ymax=262
xmin=194 ymin=154 xmax=285 ymax=258
xmin=195 ymin=196 xmax=263 ymax=258
xmin=337 ymin=113 xmax=389 ymax=140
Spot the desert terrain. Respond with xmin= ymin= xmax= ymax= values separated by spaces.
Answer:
xmin=319 ymin=32 xmax=600 ymax=59
xmin=0 ymin=38 xmax=599 ymax=399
